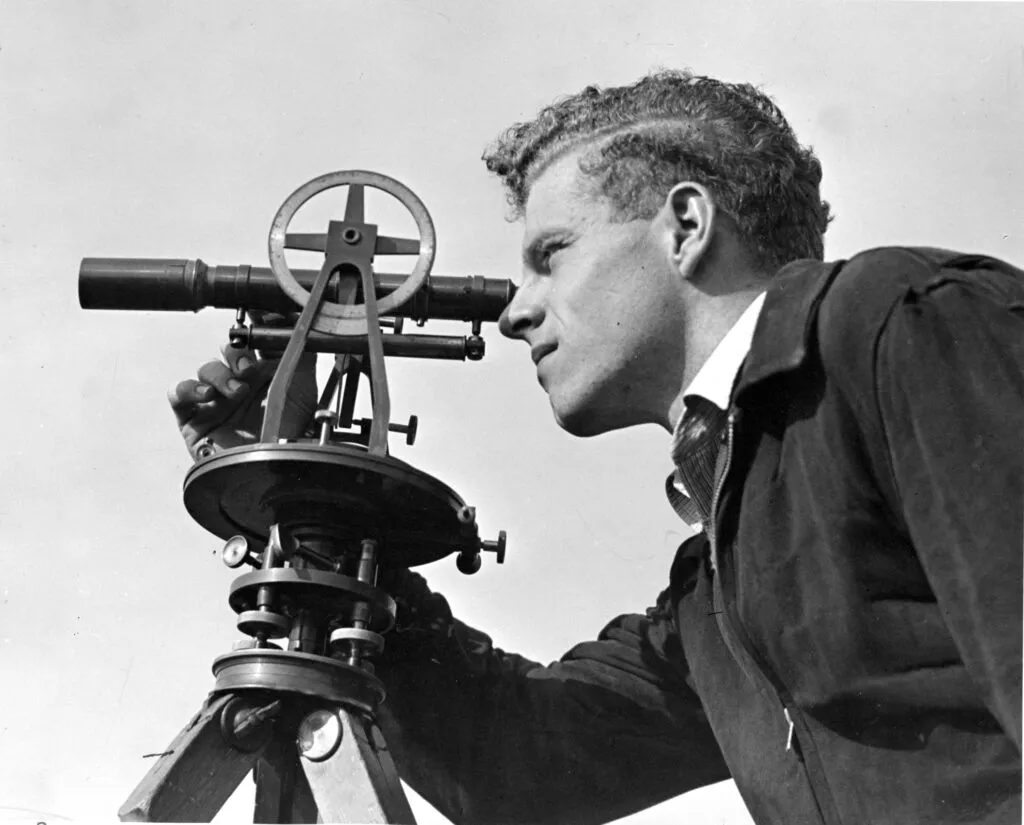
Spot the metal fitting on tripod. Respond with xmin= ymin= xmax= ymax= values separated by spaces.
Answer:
xmin=219 ymin=696 xmax=281 ymax=753
xmin=297 ymin=709 xmax=343 ymax=762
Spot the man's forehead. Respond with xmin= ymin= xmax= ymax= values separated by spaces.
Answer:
xmin=522 ymin=150 xmax=594 ymax=234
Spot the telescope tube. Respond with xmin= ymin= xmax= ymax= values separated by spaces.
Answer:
xmin=78 ymin=258 xmax=515 ymax=323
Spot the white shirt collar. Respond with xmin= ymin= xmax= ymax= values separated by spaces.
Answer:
xmin=678 ymin=291 xmax=766 ymax=417
xmin=666 ymin=292 xmax=766 ymax=524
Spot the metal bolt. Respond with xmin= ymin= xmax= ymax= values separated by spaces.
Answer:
xmin=357 ymin=539 xmax=378 ymax=584
xmin=297 ymin=709 xmax=342 ymax=761
xmin=342 ymin=227 xmax=362 ymax=245
xmin=194 ymin=438 xmax=215 ymax=460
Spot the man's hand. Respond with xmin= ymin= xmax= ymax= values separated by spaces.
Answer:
xmin=168 ymin=342 xmax=318 ymax=460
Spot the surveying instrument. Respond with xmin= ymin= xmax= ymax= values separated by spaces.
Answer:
xmin=79 ymin=171 xmax=514 ymax=823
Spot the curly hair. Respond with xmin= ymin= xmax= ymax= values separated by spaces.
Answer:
xmin=483 ymin=70 xmax=832 ymax=272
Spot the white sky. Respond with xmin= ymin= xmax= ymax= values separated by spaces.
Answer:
xmin=1 ymin=2 xmax=1021 ymax=823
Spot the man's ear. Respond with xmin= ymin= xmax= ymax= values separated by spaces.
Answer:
xmin=656 ymin=182 xmax=716 ymax=280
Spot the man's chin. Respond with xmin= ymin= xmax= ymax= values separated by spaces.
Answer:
xmin=550 ymin=401 xmax=616 ymax=439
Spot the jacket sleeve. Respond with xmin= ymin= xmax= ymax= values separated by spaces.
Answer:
xmin=374 ymin=568 xmax=729 ymax=825
xmin=872 ymin=258 xmax=1024 ymax=750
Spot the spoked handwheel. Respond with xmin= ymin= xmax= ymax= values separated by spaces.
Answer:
xmin=266 ymin=170 xmax=436 ymax=335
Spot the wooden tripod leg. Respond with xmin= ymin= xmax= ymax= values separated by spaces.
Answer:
xmin=119 ymin=694 xmax=267 ymax=822
xmin=254 ymin=733 xmax=318 ymax=824
xmin=300 ymin=706 xmax=416 ymax=825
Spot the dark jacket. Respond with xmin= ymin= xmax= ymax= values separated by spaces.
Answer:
xmin=377 ymin=247 xmax=1024 ymax=825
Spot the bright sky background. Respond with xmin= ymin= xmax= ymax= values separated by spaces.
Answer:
xmin=1 ymin=2 xmax=1022 ymax=824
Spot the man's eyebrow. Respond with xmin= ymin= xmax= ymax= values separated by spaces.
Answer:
xmin=522 ymin=229 xmax=571 ymax=268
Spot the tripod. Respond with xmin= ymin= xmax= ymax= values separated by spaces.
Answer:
xmin=119 ymin=658 xmax=412 ymax=823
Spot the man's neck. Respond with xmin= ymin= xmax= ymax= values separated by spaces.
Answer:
xmin=665 ymin=287 xmax=766 ymax=429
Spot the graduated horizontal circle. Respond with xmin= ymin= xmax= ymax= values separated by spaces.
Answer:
xmin=267 ymin=170 xmax=436 ymax=336
xmin=183 ymin=442 xmax=479 ymax=568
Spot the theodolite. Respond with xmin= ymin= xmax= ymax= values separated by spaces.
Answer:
xmin=79 ymin=170 xmax=514 ymax=823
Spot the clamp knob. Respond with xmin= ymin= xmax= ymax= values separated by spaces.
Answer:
xmin=391 ymin=414 xmax=418 ymax=446
xmin=356 ymin=415 xmax=418 ymax=446
xmin=480 ymin=530 xmax=507 ymax=565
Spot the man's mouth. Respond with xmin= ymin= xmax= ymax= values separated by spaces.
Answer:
xmin=531 ymin=344 xmax=556 ymax=365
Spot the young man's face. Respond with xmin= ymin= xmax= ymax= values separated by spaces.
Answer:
xmin=499 ymin=151 xmax=687 ymax=436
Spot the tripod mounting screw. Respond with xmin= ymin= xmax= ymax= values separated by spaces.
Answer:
xmin=297 ymin=709 xmax=343 ymax=762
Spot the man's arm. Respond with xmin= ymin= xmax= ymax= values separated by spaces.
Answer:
xmin=376 ymin=568 xmax=729 ymax=825
xmin=870 ymin=255 xmax=1024 ymax=749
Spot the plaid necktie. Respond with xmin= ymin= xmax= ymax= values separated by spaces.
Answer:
xmin=671 ymin=396 xmax=729 ymax=526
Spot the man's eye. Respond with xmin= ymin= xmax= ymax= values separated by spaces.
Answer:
xmin=539 ymin=243 xmax=566 ymax=270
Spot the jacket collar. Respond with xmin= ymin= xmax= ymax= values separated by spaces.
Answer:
xmin=733 ymin=258 xmax=845 ymax=406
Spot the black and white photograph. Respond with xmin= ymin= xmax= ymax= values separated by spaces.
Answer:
xmin=1 ymin=2 xmax=1021 ymax=823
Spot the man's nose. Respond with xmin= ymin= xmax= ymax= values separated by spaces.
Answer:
xmin=498 ymin=278 xmax=545 ymax=340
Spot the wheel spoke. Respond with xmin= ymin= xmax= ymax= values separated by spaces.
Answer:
xmin=284 ymin=233 xmax=327 ymax=251
xmin=344 ymin=184 xmax=365 ymax=223
xmin=375 ymin=236 xmax=420 ymax=255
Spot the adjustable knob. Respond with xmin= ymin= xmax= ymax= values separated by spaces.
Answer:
xmin=480 ymin=530 xmax=507 ymax=565
xmin=221 ymin=535 xmax=258 ymax=569
xmin=391 ymin=415 xmax=418 ymax=446
xmin=356 ymin=415 xmax=418 ymax=446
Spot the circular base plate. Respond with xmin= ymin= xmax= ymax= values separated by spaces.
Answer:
xmin=183 ymin=442 xmax=476 ymax=567
xmin=213 ymin=648 xmax=385 ymax=713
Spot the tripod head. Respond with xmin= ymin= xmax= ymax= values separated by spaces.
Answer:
xmin=81 ymin=171 xmax=510 ymax=732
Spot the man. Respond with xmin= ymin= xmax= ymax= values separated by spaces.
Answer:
xmin=171 ymin=71 xmax=1023 ymax=824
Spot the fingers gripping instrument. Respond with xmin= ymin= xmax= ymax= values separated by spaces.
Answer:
xmin=82 ymin=172 xmax=509 ymax=824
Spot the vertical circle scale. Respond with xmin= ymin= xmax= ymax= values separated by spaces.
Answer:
xmin=266 ymin=170 xmax=436 ymax=336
